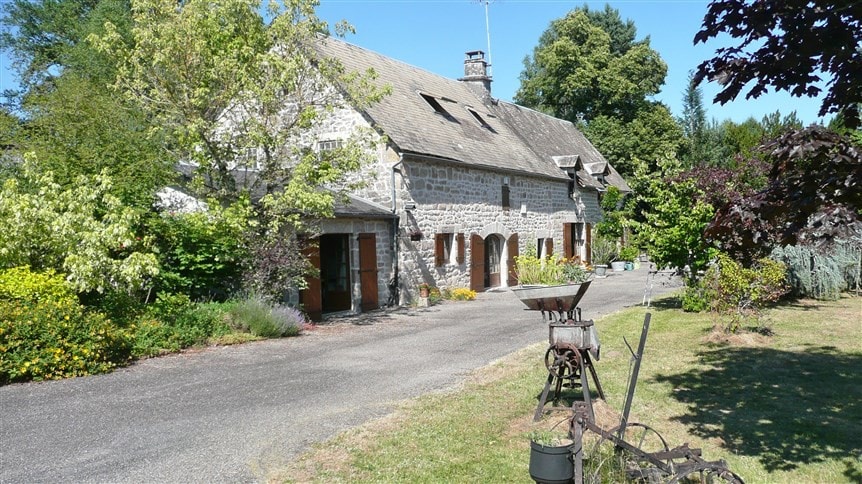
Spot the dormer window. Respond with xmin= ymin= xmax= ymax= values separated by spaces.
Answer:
xmin=467 ymin=108 xmax=496 ymax=132
xmin=420 ymin=92 xmax=458 ymax=122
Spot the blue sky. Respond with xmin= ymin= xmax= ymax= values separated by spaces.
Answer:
xmin=314 ymin=0 xmax=831 ymax=126
xmin=1 ymin=0 xmax=831 ymax=125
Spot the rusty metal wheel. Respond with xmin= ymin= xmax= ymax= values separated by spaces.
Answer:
xmin=544 ymin=347 xmax=575 ymax=379
xmin=584 ymin=422 xmax=671 ymax=483
xmin=667 ymin=462 xmax=744 ymax=484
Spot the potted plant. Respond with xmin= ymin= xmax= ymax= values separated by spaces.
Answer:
xmin=619 ymin=246 xmax=638 ymax=271
xmin=590 ymin=236 xmax=617 ymax=277
xmin=529 ymin=429 xmax=574 ymax=484
xmin=513 ymin=254 xmax=593 ymax=312
xmin=418 ymin=283 xmax=430 ymax=298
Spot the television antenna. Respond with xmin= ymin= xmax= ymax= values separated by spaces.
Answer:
xmin=474 ymin=0 xmax=495 ymax=77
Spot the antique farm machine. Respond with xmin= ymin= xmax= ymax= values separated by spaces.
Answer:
xmin=513 ymin=281 xmax=743 ymax=484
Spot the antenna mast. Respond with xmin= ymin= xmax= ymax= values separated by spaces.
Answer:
xmin=476 ymin=0 xmax=494 ymax=77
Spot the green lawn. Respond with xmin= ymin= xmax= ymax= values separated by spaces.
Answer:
xmin=278 ymin=296 xmax=862 ymax=483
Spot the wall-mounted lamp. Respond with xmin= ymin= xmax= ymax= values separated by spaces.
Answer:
xmin=404 ymin=202 xmax=417 ymax=211
xmin=520 ymin=202 xmax=527 ymax=215
xmin=503 ymin=176 xmax=510 ymax=186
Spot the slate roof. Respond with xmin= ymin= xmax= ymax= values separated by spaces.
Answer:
xmin=334 ymin=193 xmax=397 ymax=219
xmin=314 ymin=37 xmax=629 ymax=191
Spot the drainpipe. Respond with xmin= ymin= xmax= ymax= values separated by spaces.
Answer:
xmin=388 ymin=153 xmax=404 ymax=306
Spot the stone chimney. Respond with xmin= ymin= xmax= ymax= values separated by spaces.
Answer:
xmin=459 ymin=50 xmax=492 ymax=102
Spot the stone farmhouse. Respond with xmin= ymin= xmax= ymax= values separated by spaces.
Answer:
xmin=299 ymin=37 xmax=629 ymax=320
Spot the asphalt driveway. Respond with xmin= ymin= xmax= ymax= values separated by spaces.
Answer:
xmin=0 ymin=266 xmax=680 ymax=483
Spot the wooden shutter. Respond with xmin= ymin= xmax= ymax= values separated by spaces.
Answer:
xmin=585 ymin=223 xmax=592 ymax=265
xmin=507 ymin=233 xmax=519 ymax=286
xmin=470 ymin=234 xmax=485 ymax=292
xmin=563 ymin=223 xmax=573 ymax=259
xmin=545 ymin=237 xmax=554 ymax=257
xmin=358 ymin=233 xmax=379 ymax=312
xmin=435 ymin=233 xmax=445 ymax=267
xmin=300 ymin=240 xmax=322 ymax=321
xmin=456 ymin=233 xmax=465 ymax=265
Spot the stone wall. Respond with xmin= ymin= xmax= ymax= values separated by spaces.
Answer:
xmin=390 ymin=158 xmax=598 ymax=298
xmin=313 ymin=104 xmax=604 ymax=305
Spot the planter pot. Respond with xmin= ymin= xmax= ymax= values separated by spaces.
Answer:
xmin=594 ymin=265 xmax=608 ymax=277
xmin=611 ymin=261 xmax=626 ymax=272
xmin=419 ymin=287 xmax=430 ymax=298
xmin=624 ymin=261 xmax=634 ymax=271
xmin=529 ymin=441 xmax=574 ymax=484
xmin=512 ymin=280 xmax=592 ymax=313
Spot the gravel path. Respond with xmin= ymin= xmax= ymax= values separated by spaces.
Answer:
xmin=0 ymin=266 xmax=680 ymax=483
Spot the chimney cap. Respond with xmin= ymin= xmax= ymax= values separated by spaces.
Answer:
xmin=465 ymin=50 xmax=486 ymax=61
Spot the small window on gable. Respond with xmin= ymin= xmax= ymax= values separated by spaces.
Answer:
xmin=318 ymin=139 xmax=344 ymax=152
xmin=467 ymin=108 xmax=495 ymax=132
xmin=420 ymin=93 xmax=458 ymax=122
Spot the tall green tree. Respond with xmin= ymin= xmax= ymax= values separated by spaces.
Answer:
xmin=515 ymin=5 xmax=682 ymax=176
xmin=678 ymin=72 xmax=727 ymax=168
xmin=94 ymin=0 xmax=389 ymax=296
xmin=95 ymin=0 xmax=387 ymax=213
xmin=1 ymin=0 xmax=174 ymax=209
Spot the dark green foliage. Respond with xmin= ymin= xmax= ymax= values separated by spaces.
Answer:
xmin=681 ymin=285 xmax=712 ymax=313
xmin=595 ymin=186 xmax=625 ymax=239
xmin=148 ymin=200 xmax=252 ymax=300
xmin=515 ymin=5 xmax=684 ymax=175
xmin=132 ymin=294 xmax=231 ymax=357
xmin=0 ymin=299 xmax=133 ymax=383
xmin=771 ymin=243 xmax=862 ymax=300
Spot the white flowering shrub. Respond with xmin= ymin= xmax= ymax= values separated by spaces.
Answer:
xmin=0 ymin=157 xmax=158 ymax=293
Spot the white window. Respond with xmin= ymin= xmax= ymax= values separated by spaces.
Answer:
xmin=318 ymin=139 xmax=344 ymax=152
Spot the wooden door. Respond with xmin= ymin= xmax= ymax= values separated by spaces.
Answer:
xmin=470 ymin=234 xmax=485 ymax=292
xmin=300 ymin=241 xmax=322 ymax=321
xmin=507 ymin=233 xmax=519 ymax=286
xmin=563 ymin=223 xmax=573 ymax=259
xmin=358 ymin=233 xmax=379 ymax=312
xmin=320 ymin=234 xmax=351 ymax=313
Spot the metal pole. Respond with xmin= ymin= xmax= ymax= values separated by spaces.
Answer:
xmin=618 ymin=313 xmax=651 ymax=441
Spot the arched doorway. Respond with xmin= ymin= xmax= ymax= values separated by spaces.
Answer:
xmin=484 ymin=234 xmax=503 ymax=288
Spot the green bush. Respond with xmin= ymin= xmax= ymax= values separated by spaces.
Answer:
xmin=681 ymin=284 xmax=712 ymax=312
xmin=132 ymin=294 xmax=231 ymax=357
xmin=148 ymin=198 xmax=252 ymax=300
xmin=618 ymin=245 xmax=639 ymax=262
xmin=590 ymin=236 xmax=618 ymax=266
xmin=0 ymin=266 xmax=76 ymax=304
xmin=515 ymin=255 xmax=589 ymax=285
xmin=228 ymin=297 xmax=304 ymax=338
xmin=704 ymin=253 xmax=788 ymax=332
xmin=0 ymin=299 xmax=132 ymax=383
